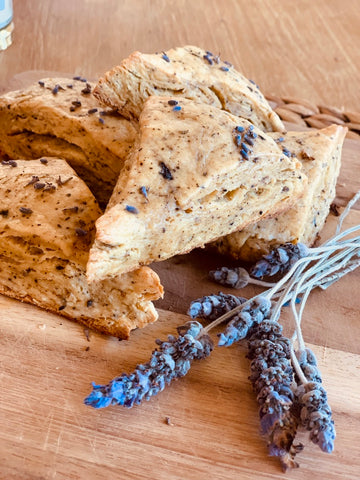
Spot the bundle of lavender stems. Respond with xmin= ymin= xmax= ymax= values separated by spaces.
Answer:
xmin=84 ymin=191 xmax=360 ymax=471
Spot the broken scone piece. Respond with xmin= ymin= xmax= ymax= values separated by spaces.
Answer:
xmin=214 ymin=125 xmax=346 ymax=261
xmin=87 ymin=96 xmax=306 ymax=281
xmin=93 ymin=45 xmax=284 ymax=132
xmin=0 ymin=78 xmax=137 ymax=207
xmin=0 ymin=158 xmax=163 ymax=338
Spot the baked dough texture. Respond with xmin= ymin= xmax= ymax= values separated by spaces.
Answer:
xmin=214 ymin=125 xmax=346 ymax=261
xmin=0 ymin=78 xmax=137 ymax=207
xmin=0 ymin=158 xmax=163 ymax=338
xmin=86 ymin=96 xmax=306 ymax=281
xmin=93 ymin=45 xmax=284 ymax=132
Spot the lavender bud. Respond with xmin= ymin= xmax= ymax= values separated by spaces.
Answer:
xmin=296 ymin=382 xmax=335 ymax=453
xmin=295 ymin=348 xmax=336 ymax=453
xmin=250 ymin=243 xmax=309 ymax=278
xmin=188 ymin=292 xmax=246 ymax=320
xmin=218 ymin=297 xmax=272 ymax=347
xmin=209 ymin=266 xmax=250 ymax=288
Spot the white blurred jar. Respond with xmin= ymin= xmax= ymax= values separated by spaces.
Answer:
xmin=0 ymin=0 xmax=13 ymax=51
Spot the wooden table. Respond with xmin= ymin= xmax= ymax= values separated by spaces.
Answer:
xmin=2 ymin=0 xmax=360 ymax=109
xmin=1 ymin=1 xmax=360 ymax=479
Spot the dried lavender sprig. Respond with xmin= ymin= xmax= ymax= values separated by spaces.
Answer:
xmin=247 ymin=320 xmax=302 ymax=470
xmin=288 ymin=345 xmax=335 ymax=453
xmin=84 ymin=321 xmax=213 ymax=409
xmin=208 ymin=240 xmax=359 ymax=344
xmin=188 ymin=292 xmax=246 ymax=321
xmin=203 ymin=250 xmax=329 ymax=341
xmin=250 ymin=243 xmax=310 ymax=278
xmin=209 ymin=266 xmax=275 ymax=289
xmin=287 ymin=276 xmax=338 ymax=453
xmin=217 ymin=296 xmax=273 ymax=346
xmin=286 ymin=249 xmax=356 ymax=454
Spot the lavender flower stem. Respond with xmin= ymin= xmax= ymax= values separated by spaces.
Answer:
xmin=310 ymin=240 xmax=359 ymax=254
xmin=202 ymin=292 xmax=267 ymax=334
xmin=328 ymin=224 xmax=360 ymax=245
xmin=335 ymin=189 xmax=360 ymax=234
xmin=269 ymin=261 xmax=308 ymax=323
xmin=291 ymin=246 xmax=358 ymax=317
xmin=250 ymin=278 xmax=276 ymax=287
xmin=299 ymin=247 xmax=358 ymax=297
xmin=317 ymin=259 xmax=360 ymax=290
xmin=205 ymin=244 xmax=359 ymax=337
xmin=290 ymin=345 xmax=308 ymax=385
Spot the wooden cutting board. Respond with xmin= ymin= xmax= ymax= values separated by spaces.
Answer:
xmin=0 ymin=76 xmax=360 ymax=479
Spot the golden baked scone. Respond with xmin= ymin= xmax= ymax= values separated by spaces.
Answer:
xmin=0 ymin=157 xmax=163 ymax=338
xmin=0 ymin=78 xmax=137 ymax=207
xmin=214 ymin=125 xmax=346 ymax=261
xmin=86 ymin=96 xmax=306 ymax=281
xmin=93 ymin=45 xmax=284 ymax=132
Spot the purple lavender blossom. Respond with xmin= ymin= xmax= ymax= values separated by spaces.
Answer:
xmin=250 ymin=243 xmax=309 ymax=278
xmin=209 ymin=266 xmax=250 ymax=289
xmin=188 ymin=292 xmax=246 ymax=321
xmin=247 ymin=320 xmax=302 ymax=470
xmin=84 ymin=321 xmax=213 ymax=409
xmin=217 ymin=297 xmax=272 ymax=346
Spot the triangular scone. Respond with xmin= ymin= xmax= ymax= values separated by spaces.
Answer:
xmin=0 ymin=78 xmax=137 ymax=207
xmin=214 ymin=125 xmax=346 ymax=261
xmin=86 ymin=97 xmax=306 ymax=281
xmin=0 ymin=158 xmax=163 ymax=339
xmin=93 ymin=45 xmax=284 ymax=132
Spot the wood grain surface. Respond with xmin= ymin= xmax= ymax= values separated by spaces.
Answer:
xmin=1 ymin=0 xmax=360 ymax=110
xmin=0 ymin=272 xmax=359 ymax=480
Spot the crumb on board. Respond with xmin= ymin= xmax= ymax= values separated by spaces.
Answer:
xmin=84 ymin=328 xmax=91 ymax=342
xmin=164 ymin=416 xmax=174 ymax=426
xmin=330 ymin=202 xmax=340 ymax=216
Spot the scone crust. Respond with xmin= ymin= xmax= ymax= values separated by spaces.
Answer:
xmin=94 ymin=45 xmax=284 ymax=132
